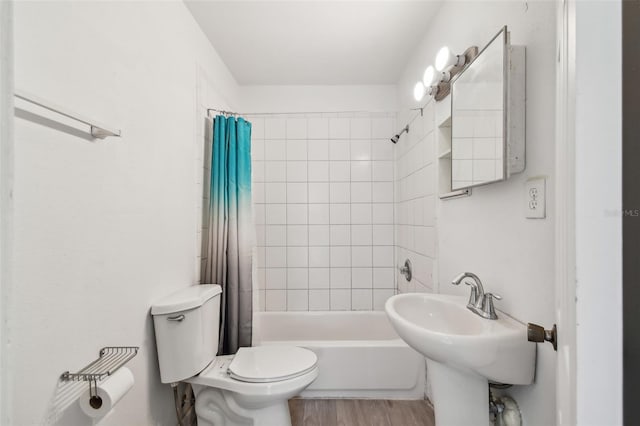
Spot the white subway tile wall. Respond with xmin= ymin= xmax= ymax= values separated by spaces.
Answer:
xmin=394 ymin=102 xmax=437 ymax=294
xmin=251 ymin=113 xmax=396 ymax=311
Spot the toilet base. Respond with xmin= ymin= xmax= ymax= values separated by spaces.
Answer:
xmin=192 ymin=386 xmax=292 ymax=426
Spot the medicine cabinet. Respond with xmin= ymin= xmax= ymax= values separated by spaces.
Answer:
xmin=449 ymin=26 xmax=525 ymax=191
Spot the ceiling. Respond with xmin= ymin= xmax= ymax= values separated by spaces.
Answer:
xmin=184 ymin=1 xmax=442 ymax=85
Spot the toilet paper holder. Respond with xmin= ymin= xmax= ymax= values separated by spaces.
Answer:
xmin=61 ymin=346 xmax=138 ymax=406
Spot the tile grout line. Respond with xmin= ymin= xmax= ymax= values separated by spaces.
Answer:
xmin=284 ymin=119 xmax=289 ymax=311
xmin=391 ymin=117 xmax=403 ymax=302
xmin=261 ymin=132 xmax=267 ymax=310
xmin=305 ymin=120 xmax=310 ymax=312
xmin=327 ymin=119 xmax=334 ymax=311
xmin=393 ymin=112 xmax=398 ymax=297
xmin=347 ymin=122 xmax=353 ymax=311
xmin=370 ymin=120 xmax=375 ymax=311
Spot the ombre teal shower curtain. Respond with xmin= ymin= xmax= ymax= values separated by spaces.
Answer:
xmin=202 ymin=115 xmax=252 ymax=355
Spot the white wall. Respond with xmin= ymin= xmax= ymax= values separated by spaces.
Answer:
xmin=11 ymin=2 xmax=237 ymax=425
xmin=240 ymin=85 xmax=396 ymax=113
xmin=0 ymin=1 xmax=14 ymax=424
xmin=395 ymin=2 xmax=557 ymax=425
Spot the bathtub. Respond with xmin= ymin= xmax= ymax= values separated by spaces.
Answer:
xmin=253 ymin=311 xmax=426 ymax=399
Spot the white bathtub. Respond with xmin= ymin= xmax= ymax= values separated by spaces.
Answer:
xmin=253 ymin=311 xmax=426 ymax=399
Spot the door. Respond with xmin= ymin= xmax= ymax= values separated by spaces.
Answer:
xmin=556 ymin=0 xmax=623 ymax=425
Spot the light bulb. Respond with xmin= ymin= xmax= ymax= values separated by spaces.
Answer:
xmin=435 ymin=46 xmax=465 ymax=71
xmin=422 ymin=66 xmax=436 ymax=87
xmin=435 ymin=46 xmax=453 ymax=71
xmin=413 ymin=81 xmax=425 ymax=102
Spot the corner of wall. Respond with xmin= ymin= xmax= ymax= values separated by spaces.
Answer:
xmin=0 ymin=1 xmax=14 ymax=423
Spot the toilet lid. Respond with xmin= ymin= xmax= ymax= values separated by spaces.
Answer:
xmin=227 ymin=346 xmax=318 ymax=383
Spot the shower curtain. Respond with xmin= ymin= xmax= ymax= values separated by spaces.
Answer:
xmin=202 ymin=115 xmax=252 ymax=355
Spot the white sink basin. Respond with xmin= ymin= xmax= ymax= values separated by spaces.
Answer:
xmin=385 ymin=292 xmax=535 ymax=385
xmin=385 ymin=293 xmax=536 ymax=426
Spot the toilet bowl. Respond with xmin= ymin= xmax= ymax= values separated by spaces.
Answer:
xmin=189 ymin=346 xmax=318 ymax=426
xmin=151 ymin=285 xmax=318 ymax=426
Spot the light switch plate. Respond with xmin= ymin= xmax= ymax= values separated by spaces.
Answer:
xmin=525 ymin=177 xmax=546 ymax=219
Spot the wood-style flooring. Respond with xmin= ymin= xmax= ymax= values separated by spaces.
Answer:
xmin=288 ymin=399 xmax=435 ymax=426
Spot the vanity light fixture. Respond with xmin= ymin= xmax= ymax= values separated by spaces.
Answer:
xmin=426 ymin=85 xmax=439 ymax=97
xmin=411 ymin=45 xmax=479 ymax=103
xmin=413 ymin=81 xmax=426 ymax=102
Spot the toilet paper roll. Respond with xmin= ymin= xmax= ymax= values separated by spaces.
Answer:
xmin=79 ymin=367 xmax=134 ymax=418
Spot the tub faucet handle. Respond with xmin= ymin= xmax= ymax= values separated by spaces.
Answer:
xmin=398 ymin=259 xmax=412 ymax=282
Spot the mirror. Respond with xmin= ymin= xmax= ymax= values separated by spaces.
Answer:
xmin=450 ymin=27 xmax=525 ymax=191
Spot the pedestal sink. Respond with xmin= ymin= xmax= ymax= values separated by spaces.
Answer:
xmin=385 ymin=293 xmax=536 ymax=426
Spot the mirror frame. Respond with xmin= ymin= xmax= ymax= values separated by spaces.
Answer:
xmin=450 ymin=26 xmax=510 ymax=191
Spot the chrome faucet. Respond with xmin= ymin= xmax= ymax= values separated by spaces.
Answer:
xmin=451 ymin=272 xmax=485 ymax=310
xmin=451 ymin=272 xmax=501 ymax=319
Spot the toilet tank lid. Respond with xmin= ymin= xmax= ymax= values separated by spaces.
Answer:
xmin=151 ymin=284 xmax=222 ymax=315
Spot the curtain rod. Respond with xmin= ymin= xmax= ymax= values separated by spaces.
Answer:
xmin=206 ymin=108 xmax=393 ymax=117
xmin=207 ymin=108 xmax=240 ymax=116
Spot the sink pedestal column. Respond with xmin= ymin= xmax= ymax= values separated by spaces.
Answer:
xmin=427 ymin=359 xmax=489 ymax=426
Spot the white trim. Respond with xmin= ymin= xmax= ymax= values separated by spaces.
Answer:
xmin=556 ymin=2 xmax=623 ymax=424
xmin=555 ymin=0 xmax=576 ymax=423
xmin=0 ymin=1 xmax=13 ymax=424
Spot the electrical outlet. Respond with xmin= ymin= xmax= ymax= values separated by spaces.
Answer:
xmin=525 ymin=178 xmax=546 ymax=219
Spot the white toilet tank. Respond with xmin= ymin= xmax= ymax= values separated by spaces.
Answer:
xmin=151 ymin=284 xmax=222 ymax=384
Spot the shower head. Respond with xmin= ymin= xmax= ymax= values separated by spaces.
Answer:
xmin=390 ymin=125 xmax=409 ymax=144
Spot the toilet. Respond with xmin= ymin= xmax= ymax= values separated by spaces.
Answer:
xmin=151 ymin=284 xmax=318 ymax=426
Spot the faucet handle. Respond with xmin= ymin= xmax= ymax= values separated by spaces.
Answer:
xmin=481 ymin=293 xmax=501 ymax=320
xmin=398 ymin=259 xmax=412 ymax=282
xmin=485 ymin=292 xmax=501 ymax=301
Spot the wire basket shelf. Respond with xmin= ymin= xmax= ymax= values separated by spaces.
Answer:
xmin=61 ymin=346 xmax=139 ymax=383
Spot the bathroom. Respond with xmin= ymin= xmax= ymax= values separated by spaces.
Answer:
xmin=0 ymin=0 xmax=628 ymax=425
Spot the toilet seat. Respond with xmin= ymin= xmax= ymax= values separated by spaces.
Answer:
xmin=186 ymin=346 xmax=319 ymax=397
xmin=228 ymin=346 xmax=318 ymax=383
